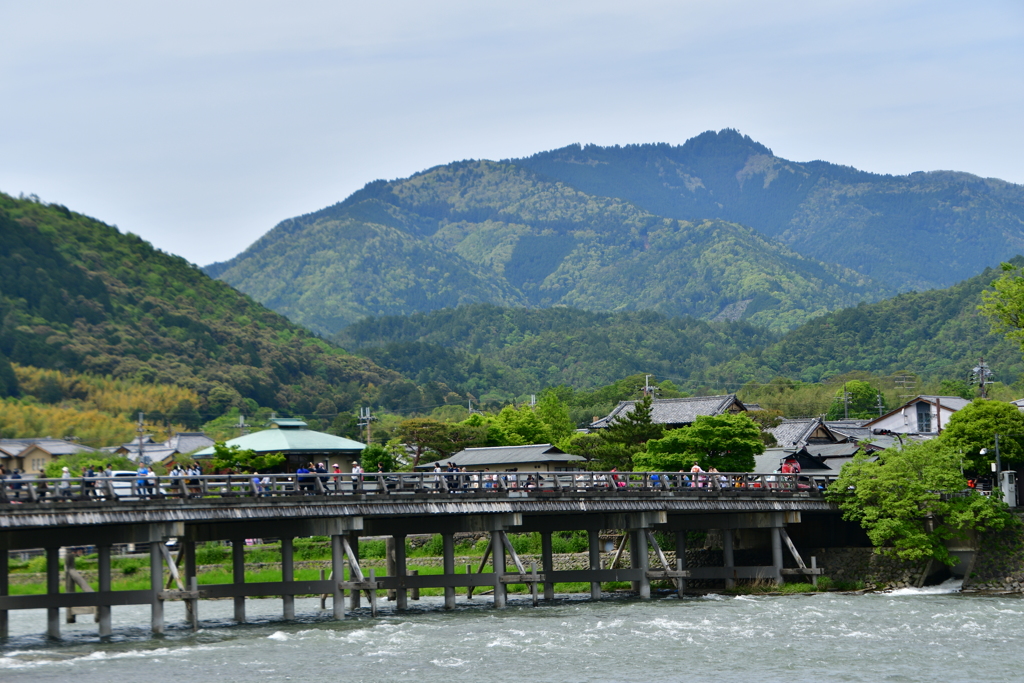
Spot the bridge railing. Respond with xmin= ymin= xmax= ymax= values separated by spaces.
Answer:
xmin=0 ymin=470 xmax=839 ymax=503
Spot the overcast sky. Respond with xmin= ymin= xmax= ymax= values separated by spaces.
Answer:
xmin=1 ymin=0 xmax=1022 ymax=265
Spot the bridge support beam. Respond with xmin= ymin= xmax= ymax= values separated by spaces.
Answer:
xmin=331 ymin=534 xmax=345 ymax=620
xmin=232 ymin=540 xmax=245 ymax=623
xmin=492 ymin=530 xmax=506 ymax=609
xmin=771 ymin=527 xmax=784 ymax=585
xmin=98 ymin=545 xmax=112 ymax=637
xmin=394 ymin=535 xmax=408 ymax=610
xmin=675 ymin=531 xmax=687 ymax=597
xmin=0 ymin=538 xmax=7 ymax=640
xmin=281 ymin=538 xmax=295 ymax=620
xmin=442 ymin=533 xmax=456 ymax=610
xmin=541 ymin=531 xmax=554 ymax=601
xmin=46 ymin=548 xmax=59 ymax=639
xmin=723 ymin=530 xmax=735 ymax=589
xmin=150 ymin=542 xmax=165 ymax=634
xmin=588 ymin=530 xmax=601 ymax=600
xmin=183 ymin=540 xmax=198 ymax=629
xmin=632 ymin=529 xmax=650 ymax=599
xmin=347 ymin=533 xmax=360 ymax=610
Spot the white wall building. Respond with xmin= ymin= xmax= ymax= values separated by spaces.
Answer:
xmin=862 ymin=395 xmax=971 ymax=436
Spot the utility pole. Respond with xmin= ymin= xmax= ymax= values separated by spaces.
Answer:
xmin=358 ymin=407 xmax=375 ymax=445
xmin=971 ymin=358 xmax=994 ymax=399
xmin=875 ymin=391 xmax=885 ymax=417
xmin=644 ymin=375 xmax=653 ymax=397
xmin=530 ymin=394 xmax=536 ymax=407
xmin=136 ymin=412 xmax=149 ymax=466
xmin=236 ymin=414 xmax=251 ymax=436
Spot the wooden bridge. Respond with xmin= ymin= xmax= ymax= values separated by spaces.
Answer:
xmin=0 ymin=471 xmax=836 ymax=640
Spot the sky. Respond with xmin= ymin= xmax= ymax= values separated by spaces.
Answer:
xmin=1 ymin=0 xmax=1022 ymax=266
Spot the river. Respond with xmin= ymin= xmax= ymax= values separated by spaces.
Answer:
xmin=2 ymin=581 xmax=1021 ymax=682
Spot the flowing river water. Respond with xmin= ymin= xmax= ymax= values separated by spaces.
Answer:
xmin=2 ymin=581 xmax=1021 ymax=682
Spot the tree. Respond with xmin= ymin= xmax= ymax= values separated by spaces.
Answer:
xmin=981 ymin=261 xmax=1024 ymax=346
xmin=939 ymin=379 xmax=974 ymax=401
xmin=746 ymin=409 xmax=784 ymax=447
xmin=828 ymin=440 xmax=1014 ymax=565
xmin=209 ymin=442 xmax=286 ymax=473
xmin=634 ymin=413 xmax=763 ymax=472
xmin=397 ymin=417 xmax=487 ymax=467
xmin=938 ymin=399 xmax=1024 ymax=472
xmin=535 ymin=391 xmax=574 ymax=443
xmin=825 ymin=380 xmax=883 ymax=420
xmin=495 ymin=404 xmax=552 ymax=445
xmin=360 ymin=443 xmax=395 ymax=472
xmin=597 ymin=394 xmax=664 ymax=470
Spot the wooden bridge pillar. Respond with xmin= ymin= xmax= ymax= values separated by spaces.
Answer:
xmin=281 ymin=537 xmax=295 ymax=620
xmin=0 ymin=538 xmax=8 ymax=640
xmin=347 ymin=533 xmax=361 ymax=610
xmin=150 ymin=542 xmax=165 ymax=634
xmin=46 ymin=547 xmax=60 ymax=639
xmin=331 ymin=534 xmax=345 ymax=620
xmin=588 ymin=530 xmax=601 ymax=600
xmin=442 ymin=533 xmax=456 ymax=610
xmin=491 ymin=530 xmax=506 ymax=608
xmin=674 ymin=531 xmax=687 ymax=597
xmin=540 ymin=531 xmax=554 ymax=601
xmin=771 ymin=527 xmax=784 ymax=585
xmin=182 ymin=540 xmax=198 ymax=629
xmin=393 ymin=534 xmax=408 ymax=610
xmin=97 ymin=545 xmax=112 ymax=636
xmin=632 ymin=529 xmax=650 ymax=599
xmin=232 ymin=540 xmax=246 ymax=623
xmin=723 ymin=530 xmax=735 ymax=589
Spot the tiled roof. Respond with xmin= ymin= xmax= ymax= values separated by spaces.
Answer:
xmin=0 ymin=438 xmax=96 ymax=457
xmin=591 ymin=395 xmax=743 ymax=429
xmin=416 ymin=444 xmax=585 ymax=469
xmin=768 ymin=418 xmax=821 ymax=448
xmin=824 ymin=420 xmax=874 ymax=441
xmin=167 ymin=432 xmax=215 ymax=454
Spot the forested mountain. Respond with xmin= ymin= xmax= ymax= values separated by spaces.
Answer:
xmin=208 ymin=160 xmax=883 ymax=334
xmin=0 ymin=193 xmax=418 ymax=416
xmin=704 ymin=260 xmax=1024 ymax=387
xmin=338 ymin=261 xmax=1024 ymax=401
xmin=514 ymin=130 xmax=1024 ymax=292
xmin=337 ymin=304 xmax=776 ymax=403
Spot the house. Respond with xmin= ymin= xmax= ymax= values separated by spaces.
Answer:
xmin=109 ymin=431 xmax=215 ymax=466
xmin=767 ymin=417 xmax=846 ymax=450
xmin=590 ymin=395 xmax=747 ymax=431
xmin=0 ymin=438 xmax=97 ymax=475
xmin=190 ymin=418 xmax=365 ymax=472
xmin=414 ymin=444 xmax=586 ymax=473
xmin=861 ymin=395 xmax=970 ymax=436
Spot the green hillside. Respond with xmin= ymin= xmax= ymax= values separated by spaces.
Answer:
xmin=515 ymin=130 xmax=1024 ymax=292
xmin=0 ymin=193 xmax=412 ymax=416
xmin=336 ymin=304 xmax=776 ymax=403
xmin=338 ymin=262 xmax=1024 ymax=402
xmin=208 ymin=160 xmax=883 ymax=334
xmin=702 ymin=260 xmax=1024 ymax=388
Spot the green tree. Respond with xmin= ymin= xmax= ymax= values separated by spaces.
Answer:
xmin=825 ymin=380 xmax=883 ymax=420
xmin=495 ymin=404 xmax=552 ymax=445
xmin=938 ymin=399 xmax=1024 ymax=472
xmin=939 ymin=379 xmax=974 ymax=400
xmin=398 ymin=417 xmax=487 ymax=467
xmin=360 ymin=443 xmax=395 ymax=472
xmin=828 ymin=440 xmax=1014 ymax=564
xmin=597 ymin=394 xmax=664 ymax=470
xmin=535 ymin=390 xmax=574 ymax=443
xmin=635 ymin=413 xmax=763 ymax=472
xmin=209 ymin=442 xmax=286 ymax=473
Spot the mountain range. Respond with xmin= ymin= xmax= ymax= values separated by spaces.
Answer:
xmin=207 ymin=129 xmax=1024 ymax=335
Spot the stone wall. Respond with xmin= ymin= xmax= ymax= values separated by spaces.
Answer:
xmin=961 ymin=523 xmax=1024 ymax=593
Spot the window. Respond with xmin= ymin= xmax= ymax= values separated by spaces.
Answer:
xmin=916 ymin=403 xmax=932 ymax=433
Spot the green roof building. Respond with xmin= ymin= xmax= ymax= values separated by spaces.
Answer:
xmin=192 ymin=418 xmax=366 ymax=472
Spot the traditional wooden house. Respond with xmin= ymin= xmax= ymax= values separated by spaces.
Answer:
xmin=414 ymin=444 xmax=586 ymax=473
xmin=862 ymin=395 xmax=970 ymax=436
xmin=590 ymin=395 xmax=747 ymax=431
xmin=0 ymin=438 xmax=97 ymax=475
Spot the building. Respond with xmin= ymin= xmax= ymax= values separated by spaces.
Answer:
xmin=111 ymin=431 xmax=216 ymax=466
xmin=590 ymin=395 xmax=747 ymax=431
xmin=861 ymin=395 xmax=970 ymax=436
xmin=191 ymin=418 xmax=365 ymax=472
xmin=415 ymin=443 xmax=586 ymax=473
xmin=0 ymin=438 xmax=98 ymax=475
